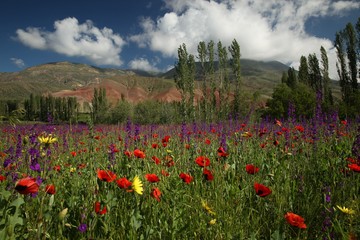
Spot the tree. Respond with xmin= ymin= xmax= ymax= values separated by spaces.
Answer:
xmin=175 ymin=43 xmax=196 ymax=122
xmin=197 ymin=41 xmax=208 ymax=122
xmin=228 ymin=39 xmax=242 ymax=116
xmin=298 ymin=56 xmax=309 ymax=85
xmin=335 ymin=31 xmax=351 ymax=104
xmin=320 ymin=46 xmax=333 ymax=109
xmin=217 ymin=40 xmax=230 ymax=120
xmin=91 ymin=88 xmax=109 ymax=123
xmin=287 ymin=67 xmax=297 ymax=89
xmin=308 ymin=53 xmax=322 ymax=93
xmin=344 ymin=23 xmax=358 ymax=92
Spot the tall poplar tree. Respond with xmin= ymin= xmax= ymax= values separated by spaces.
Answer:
xmin=175 ymin=43 xmax=195 ymax=122
xmin=298 ymin=56 xmax=309 ymax=85
xmin=228 ymin=39 xmax=241 ymax=115
xmin=320 ymin=46 xmax=332 ymax=107
xmin=217 ymin=40 xmax=230 ymax=119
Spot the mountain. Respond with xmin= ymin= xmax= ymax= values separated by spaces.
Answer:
xmin=0 ymin=60 xmax=341 ymax=110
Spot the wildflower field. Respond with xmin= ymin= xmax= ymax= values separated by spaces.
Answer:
xmin=0 ymin=116 xmax=359 ymax=239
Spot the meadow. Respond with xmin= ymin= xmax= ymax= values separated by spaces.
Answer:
xmin=0 ymin=115 xmax=359 ymax=240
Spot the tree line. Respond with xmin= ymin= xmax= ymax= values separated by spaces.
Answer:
xmin=266 ymin=17 xmax=360 ymax=120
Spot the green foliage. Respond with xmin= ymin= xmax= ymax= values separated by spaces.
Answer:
xmin=266 ymin=83 xmax=315 ymax=119
xmin=133 ymin=101 xmax=180 ymax=125
xmin=109 ymin=100 xmax=132 ymax=124
xmin=0 ymin=189 xmax=25 ymax=240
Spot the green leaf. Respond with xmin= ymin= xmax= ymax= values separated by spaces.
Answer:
xmin=9 ymin=198 xmax=24 ymax=209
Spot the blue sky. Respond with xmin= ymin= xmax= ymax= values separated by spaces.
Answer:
xmin=1 ymin=0 xmax=359 ymax=78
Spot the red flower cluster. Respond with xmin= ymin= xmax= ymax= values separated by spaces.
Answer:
xmin=152 ymin=156 xmax=161 ymax=165
xmin=15 ymin=177 xmax=39 ymax=195
xmin=145 ymin=173 xmax=160 ymax=183
xmin=195 ymin=156 xmax=210 ymax=167
xmin=97 ymin=169 xmax=117 ymax=182
xmin=179 ymin=173 xmax=193 ymax=184
xmin=348 ymin=163 xmax=360 ymax=172
xmin=217 ymin=147 xmax=229 ymax=157
xmin=151 ymin=187 xmax=161 ymax=202
xmin=94 ymin=201 xmax=107 ymax=215
xmin=45 ymin=184 xmax=56 ymax=195
xmin=284 ymin=212 xmax=307 ymax=229
xmin=245 ymin=164 xmax=259 ymax=174
xmin=203 ymin=169 xmax=214 ymax=181
xmin=254 ymin=182 xmax=272 ymax=197
xmin=116 ymin=177 xmax=132 ymax=189
xmin=134 ymin=149 xmax=146 ymax=158
xmin=0 ymin=175 xmax=6 ymax=182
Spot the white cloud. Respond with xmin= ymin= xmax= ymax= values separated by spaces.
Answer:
xmin=128 ymin=57 xmax=160 ymax=72
xmin=15 ymin=17 xmax=126 ymax=66
xmin=130 ymin=0 xmax=360 ymax=79
xmin=10 ymin=58 xmax=26 ymax=68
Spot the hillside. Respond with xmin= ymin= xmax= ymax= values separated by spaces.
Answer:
xmin=0 ymin=60 xmax=341 ymax=110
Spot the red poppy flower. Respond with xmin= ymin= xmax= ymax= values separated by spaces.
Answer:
xmin=152 ymin=143 xmax=159 ymax=149
xmin=134 ymin=149 xmax=145 ymax=159
xmin=152 ymin=156 xmax=161 ymax=165
xmin=179 ymin=173 xmax=193 ymax=184
xmin=245 ymin=164 xmax=259 ymax=174
xmin=295 ymin=125 xmax=304 ymax=132
xmin=70 ymin=151 xmax=77 ymax=157
xmin=145 ymin=173 xmax=160 ymax=183
xmin=161 ymin=170 xmax=170 ymax=177
xmin=195 ymin=156 xmax=211 ymax=167
xmin=284 ymin=212 xmax=307 ymax=229
xmin=15 ymin=177 xmax=39 ymax=195
xmin=97 ymin=169 xmax=117 ymax=182
xmin=45 ymin=184 xmax=56 ymax=195
xmin=205 ymin=139 xmax=211 ymax=145
xmin=348 ymin=163 xmax=360 ymax=172
xmin=203 ymin=169 xmax=214 ymax=181
xmin=53 ymin=165 xmax=61 ymax=172
xmin=0 ymin=175 xmax=6 ymax=182
xmin=151 ymin=187 xmax=161 ymax=202
xmin=217 ymin=147 xmax=229 ymax=157
xmin=254 ymin=182 xmax=272 ymax=197
xmin=124 ymin=150 xmax=132 ymax=157
xmin=94 ymin=201 xmax=107 ymax=215
xmin=116 ymin=177 xmax=132 ymax=189
xmin=162 ymin=135 xmax=170 ymax=143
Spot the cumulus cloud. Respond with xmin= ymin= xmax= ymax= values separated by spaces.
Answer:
xmin=16 ymin=17 xmax=126 ymax=66
xmin=128 ymin=57 xmax=160 ymax=72
xmin=130 ymin=0 xmax=360 ymax=78
xmin=10 ymin=58 xmax=26 ymax=68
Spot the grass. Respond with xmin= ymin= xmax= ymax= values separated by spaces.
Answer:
xmin=0 ymin=117 xmax=359 ymax=239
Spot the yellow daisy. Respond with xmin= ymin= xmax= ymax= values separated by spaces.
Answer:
xmin=201 ymin=199 xmax=216 ymax=216
xmin=132 ymin=176 xmax=143 ymax=195
xmin=337 ymin=205 xmax=355 ymax=215
xmin=209 ymin=219 xmax=216 ymax=225
xmin=38 ymin=134 xmax=57 ymax=145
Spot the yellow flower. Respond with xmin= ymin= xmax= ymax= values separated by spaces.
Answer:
xmin=337 ymin=205 xmax=355 ymax=215
xmin=132 ymin=176 xmax=143 ymax=195
xmin=201 ymin=199 xmax=216 ymax=216
xmin=38 ymin=134 xmax=57 ymax=145
xmin=166 ymin=149 xmax=173 ymax=153
xmin=209 ymin=219 xmax=216 ymax=225
xmin=70 ymin=167 xmax=76 ymax=173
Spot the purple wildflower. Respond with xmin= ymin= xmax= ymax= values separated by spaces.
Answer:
xmin=78 ymin=223 xmax=87 ymax=233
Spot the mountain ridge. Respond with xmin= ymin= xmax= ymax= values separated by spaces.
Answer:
xmin=0 ymin=60 xmax=340 ymax=111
